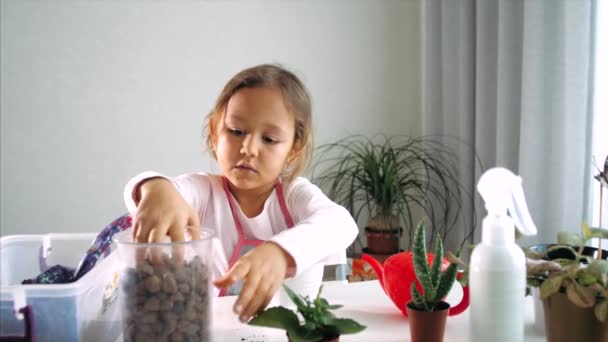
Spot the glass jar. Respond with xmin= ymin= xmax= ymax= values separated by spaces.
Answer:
xmin=114 ymin=228 xmax=214 ymax=342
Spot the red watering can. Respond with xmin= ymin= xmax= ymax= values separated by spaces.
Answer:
xmin=362 ymin=252 xmax=469 ymax=317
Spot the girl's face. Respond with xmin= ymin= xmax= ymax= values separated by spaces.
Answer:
xmin=214 ymin=87 xmax=296 ymax=194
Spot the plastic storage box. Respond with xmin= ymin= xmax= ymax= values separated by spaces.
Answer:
xmin=0 ymin=233 xmax=122 ymax=342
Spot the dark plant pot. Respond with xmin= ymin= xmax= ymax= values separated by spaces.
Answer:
xmin=527 ymin=243 xmax=608 ymax=261
xmin=287 ymin=333 xmax=339 ymax=342
xmin=543 ymin=292 xmax=608 ymax=342
xmin=365 ymin=227 xmax=400 ymax=254
xmin=405 ymin=301 xmax=449 ymax=342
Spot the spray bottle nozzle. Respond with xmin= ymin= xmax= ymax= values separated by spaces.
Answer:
xmin=477 ymin=167 xmax=537 ymax=236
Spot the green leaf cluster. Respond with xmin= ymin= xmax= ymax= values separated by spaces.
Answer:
xmin=557 ymin=223 xmax=608 ymax=246
xmin=311 ymin=134 xmax=476 ymax=251
xmin=248 ymin=285 xmax=366 ymax=342
xmin=525 ymin=224 xmax=608 ymax=322
xmin=409 ymin=220 xmax=460 ymax=312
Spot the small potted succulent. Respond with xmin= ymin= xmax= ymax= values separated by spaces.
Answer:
xmin=405 ymin=221 xmax=460 ymax=342
xmin=526 ymin=223 xmax=608 ymax=342
xmin=247 ymin=285 xmax=366 ymax=342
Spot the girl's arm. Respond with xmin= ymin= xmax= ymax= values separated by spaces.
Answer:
xmin=213 ymin=177 xmax=357 ymax=322
xmin=123 ymin=171 xmax=212 ymax=242
xmin=124 ymin=172 xmax=210 ymax=214
xmin=269 ymin=177 xmax=359 ymax=276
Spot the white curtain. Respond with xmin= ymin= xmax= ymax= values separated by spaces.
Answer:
xmin=420 ymin=0 xmax=597 ymax=250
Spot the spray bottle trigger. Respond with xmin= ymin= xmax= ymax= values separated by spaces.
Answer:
xmin=508 ymin=175 xmax=537 ymax=236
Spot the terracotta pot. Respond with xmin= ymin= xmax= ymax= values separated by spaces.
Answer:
xmin=287 ymin=333 xmax=339 ymax=342
xmin=365 ymin=211 xmax=401 ymax=254
xmin=406 ymin=301 xmax=449 ymax=342
xmin=364 ymin=227 xmax=400 ymax=254
xmin=543 ymin=292 xmax=608 ymax=342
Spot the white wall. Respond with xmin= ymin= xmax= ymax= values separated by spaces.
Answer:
xmin=0 ymin=0 xmax=421 ymax=236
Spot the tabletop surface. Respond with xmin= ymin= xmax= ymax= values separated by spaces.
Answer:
xmin=211 ymin=280 xmax=547 ymax=342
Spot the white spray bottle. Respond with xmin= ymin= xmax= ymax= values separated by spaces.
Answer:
xmin=469 ymin=167 xmax=537 ymax=342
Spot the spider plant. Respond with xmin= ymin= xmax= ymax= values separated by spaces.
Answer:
xmin=312 ymin=135 xmax=475 ymax=253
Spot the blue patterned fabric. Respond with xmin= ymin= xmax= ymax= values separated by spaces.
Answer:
xmin=21 ymin=214 xmax=132 ymax=284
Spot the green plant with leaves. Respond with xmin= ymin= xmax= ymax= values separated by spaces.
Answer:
xmin=408 ymin=220 xmax=460 ymax=312
xmin=312 ymin=134 xmax=476 ymax=253
xmin=556 ymin=223 xmax=608 ymax=258
xmin=248 ymin=285 xmax=366 ymax=342
xmin=525 ymin=223 xmax=608 ymax=322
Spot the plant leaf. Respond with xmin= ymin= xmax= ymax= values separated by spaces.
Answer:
xmin=319 ymin=313 xmax=335 ymax=326
xmin=316 ymin=296 xmax=343 ymax=311
xmin=579 ymin=223 xmax=608 ymax=240
xmin=410 ymin=282 xmax=424 ymax=306
xmin=435 ymin=262 xmax=458 ymax=304
xmin=328 ymin=318 xmax=367 ymax=335
xmin=287 ymin=327 xmax=324 ymax=342
xmin=587 ymin=260 xmax=608 ymax=287
xmin=546 ymin=245 xmax=578 ymax=260
xmin=588 ymin=226 xmax=608 ymax=239
xmin=594 ymin=299 xmax=608 ymax=323
xmin=315 ymin=284 xmax=325 ymax=301
xmin=581 ymin=222 xmax=592 ymax=241
xmin=248 ymin=307 xmax=301 ymax=333
xmin=412 ymin=221 xmax=435 ymax=302
xmin=429 ymin=236 xmax=443 ymax=289
xmin=283 ymin=285 xmax=308 ymax=312
xmin=540 ymin=275 xmax=564 ymax=299
xmin=557 ymin=231 xmax=583 ymax=246
xmin=556 ymin=258 xmax=578 ymax=268
xmin=579 ymin=273 xmax=597 ymax=286
xmin=457 ymin=266 xmax=469 ymax=287
xmin=566 ymin=282 xmax=596 ymax=308
xmin=524 ymin=249 xmax=545 ymax=260
xmin=589 ymin=283 xmax=606 ymax=294
xmin=527 ymin=259 xmax=563 ymax=275
xmin=527 ymin=276 xmax=544 ymax=288
xmin=445 ymin=250 xmax=465 ymax=266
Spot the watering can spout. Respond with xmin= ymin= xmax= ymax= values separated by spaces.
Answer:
xmin=361 ymin=254 xmax=387 ymax=294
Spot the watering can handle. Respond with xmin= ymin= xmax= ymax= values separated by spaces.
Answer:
xmin=448 ymin=272 xmax=470 ymax=316
xmin=360 ymin=254 xmax=386 ymax=294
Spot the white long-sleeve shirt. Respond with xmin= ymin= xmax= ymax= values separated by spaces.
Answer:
xmin=124 ymin=172 xmax=358 ymax=279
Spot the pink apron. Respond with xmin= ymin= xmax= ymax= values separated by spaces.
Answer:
xmin=219 ymin=177 xmax=295 ymax=296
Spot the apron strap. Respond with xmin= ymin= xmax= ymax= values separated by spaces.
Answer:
xmin=275 ymin=181 xmax=295 ymax=228
xmin=220 ymin=177 xmax=246 ymax=297
xmin=219 ymin=176 xmax=295 ymax=296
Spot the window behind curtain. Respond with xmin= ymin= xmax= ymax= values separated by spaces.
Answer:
xmin=591 ymin=0 xmax=607 ymax=233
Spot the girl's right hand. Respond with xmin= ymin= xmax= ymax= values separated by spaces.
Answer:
xmin=132 ymin=178 xmax=200 ymax=243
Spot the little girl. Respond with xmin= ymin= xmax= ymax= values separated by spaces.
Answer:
xmin=123 ymin=64 xmax=358 ymax=323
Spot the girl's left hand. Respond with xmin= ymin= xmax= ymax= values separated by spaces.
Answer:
xmin=213 ymin=242 xmax=295 ymax=322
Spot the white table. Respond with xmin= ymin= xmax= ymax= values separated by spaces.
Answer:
xmin=211 ymin=280 xmax=547 ymax=341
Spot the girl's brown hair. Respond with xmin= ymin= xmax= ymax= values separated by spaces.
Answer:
xmin=205 ymin=64 xmax=313 ymax=182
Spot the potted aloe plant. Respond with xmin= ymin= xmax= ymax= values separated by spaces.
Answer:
xmin=311 ymin=135 xmax=475 ymax=258
xmin=406 ymin=220 xmax=460 ymax=342
xmin=526 ymin=224 xmax=608 ymax=342
xmin=247 ymin=285 xmax=366 ymax=342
